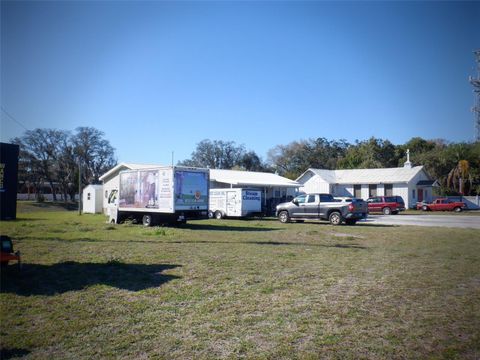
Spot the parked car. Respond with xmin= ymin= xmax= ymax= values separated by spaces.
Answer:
xmin=417 ymin=198 xmax=467 ymax=212
xmin=276 ymin=193 xmax=368 ymax=225
xmin=366 ymin=196 xmax=405 ymax=215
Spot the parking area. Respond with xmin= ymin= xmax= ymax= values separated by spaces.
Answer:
xmin=364 ymin=213 xmax=480 ymax=229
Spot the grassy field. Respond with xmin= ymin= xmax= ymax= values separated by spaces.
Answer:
xmin=1 ymin=202 xmax=479 ymax=359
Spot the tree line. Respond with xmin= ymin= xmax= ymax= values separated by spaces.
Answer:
xmin=180 ymin=137 xmax=480 ymax=196
xmin=12 ymin=129 xmax=480 ymax=199
xmin=12 ymin=127 xmax=116 ymax=201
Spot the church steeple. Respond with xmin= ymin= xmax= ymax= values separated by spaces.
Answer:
xmin=404 ymin=149 xmax=412 ymax=169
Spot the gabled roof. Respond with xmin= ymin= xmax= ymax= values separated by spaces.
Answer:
xmin=99 ymin=162 xmax=160 ymax=181
xmin=210 ymin=169 xmax=300 ymax=188
xmin=297 ymin=166 xmax=427 ymax=185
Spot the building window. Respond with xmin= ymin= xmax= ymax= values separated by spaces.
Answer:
xmin=354 ymin=185 xmax=362 ymax=198
xmin=105 ymin=190 xmax=108 ymax=198
xmin=87 ymin=193 xmax=91 ymax=200
xmin=369 ymin=184 xmax=377 ymax=197
xmin=384 ymin=184 xmax=393 ymax=196
xmin=412 ymin=189 xmax=416 ymax=199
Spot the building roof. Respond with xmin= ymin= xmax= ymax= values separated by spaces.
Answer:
xmin=99 ymin=162 xmax=160 ymax=181
xmin=210 ymin=169 xmax=300 ymax=188
xmin=297 ymin=166 xmax=427 ymax=185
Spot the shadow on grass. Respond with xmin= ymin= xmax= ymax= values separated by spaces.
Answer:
xmin=180 ymin=223 xmax=280 ymax=232
xmin=22 ymin=201 xmax=78 ymax=211
xmin=0 ymin=348 xmax=30 ymax=359
xmin=0 ymin=262 xmax=180 ymax=296
xmin=162 ymin=240 xmax=368 ymax=249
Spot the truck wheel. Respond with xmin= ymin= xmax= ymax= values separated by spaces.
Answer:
xmin=382 ymin=207 xmax=391 ymax=215
xmin=453 ymin=207 xmax=462 ymax=213
xmin=422 ymin=205 xmax=428 ymax=211
xmin=278 ymin=211 xmax=290 ymax=223
xmin=214 ymin=211 xmax=223 ymax=220
xmin=142 ymin=214 xmax=153 ymax=227
xmin=208 ymin=210 xmax=214 ymax=219
xmin=329 ymin=211 xmax=342 ymax=225
xmin=345 ymin=219 xmax=357 ymax=225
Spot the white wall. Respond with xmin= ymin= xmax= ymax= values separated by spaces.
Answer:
xmin=300 ymin=175 xmax=330 ymax=194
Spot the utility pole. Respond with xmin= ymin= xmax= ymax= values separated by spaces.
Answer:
xmin=78 ymin=161 xmax=82 ymax=215
xmin=469 ymin=49 xmax=480 ymax=142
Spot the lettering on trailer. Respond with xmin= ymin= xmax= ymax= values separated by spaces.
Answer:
xmin=211 ymin=191 xmax=226 ymax=196
xmin=242 ymin=191 xmax=261 ymax=201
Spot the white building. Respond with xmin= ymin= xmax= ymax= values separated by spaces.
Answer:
xmin=209 ymin=169 xmax=300 ymax=214
xmin=82 ymin=184 xmax=103 ymax=214
xmin=296 ymin=164 xmax=436 ymax=209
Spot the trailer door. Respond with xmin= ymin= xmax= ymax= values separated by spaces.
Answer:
xmin=226 ymin=191 xmax=239 ymax=216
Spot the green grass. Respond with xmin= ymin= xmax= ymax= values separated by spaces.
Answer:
xmin=1 ymin=202 xmax=480 ymax=359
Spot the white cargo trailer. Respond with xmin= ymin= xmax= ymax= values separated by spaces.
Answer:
xmin=108 ymin=166 xmax=209 ymax=226
xmin=209 ymin=188 xmax=262 ymax=219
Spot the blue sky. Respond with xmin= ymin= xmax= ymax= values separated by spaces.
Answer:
xmin=1 ymin=1 xmax=479 ymax=165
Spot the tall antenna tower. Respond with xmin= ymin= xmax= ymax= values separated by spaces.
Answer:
xmin=470 ymin=49 xmax=480 ymax=142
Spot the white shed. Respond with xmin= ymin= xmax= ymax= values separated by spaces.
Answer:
xmin=82 ymin=184 xmax=103 ymax=214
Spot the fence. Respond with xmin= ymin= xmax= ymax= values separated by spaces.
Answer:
xmin=17 ymin=194 xmax=79 ymax=201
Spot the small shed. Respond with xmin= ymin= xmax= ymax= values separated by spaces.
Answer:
xmin=82 ymin=185 xmax=103 ymax=214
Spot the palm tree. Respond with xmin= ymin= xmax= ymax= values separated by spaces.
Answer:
xmin=447 ymin=160 xmax=472 ymax=195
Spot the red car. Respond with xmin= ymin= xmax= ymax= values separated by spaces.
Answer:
xmin=417 ymin=198 xmax=466 ymax=212
xmin=367 ymin=196 xmax=406 ymax=215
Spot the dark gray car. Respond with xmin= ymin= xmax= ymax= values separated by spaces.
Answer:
xmin=275 ymin=193 xmax=368 ymax=225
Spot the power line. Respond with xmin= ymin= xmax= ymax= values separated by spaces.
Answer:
xmin=1 ymin=106 xmax=28 ymax=131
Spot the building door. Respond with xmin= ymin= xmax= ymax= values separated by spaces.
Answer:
xmin=418 ymin=189 xmax=423 ymax=202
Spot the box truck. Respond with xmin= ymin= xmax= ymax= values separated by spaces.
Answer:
xmin=209 ymin=188 xmax=262 ymax=219
xmin=108 ymin=166 xmax=209 ymax=226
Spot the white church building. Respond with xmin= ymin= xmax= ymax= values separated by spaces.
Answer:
xmin=296 ymin=155 xmax=436 ymax=209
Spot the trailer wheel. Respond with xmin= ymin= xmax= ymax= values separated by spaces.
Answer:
xmin=329 ymin=211 xmax=342 ymax=226
xmin=142 ymin=214 xmax=153 ymax=226
xmin=214 ymin=211 xmax=223 ymax=220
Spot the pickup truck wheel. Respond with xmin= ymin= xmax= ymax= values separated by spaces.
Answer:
xmin=278 ymin=211 xmax=290 ymax=223
xmin=422 ymin=205 xmax=428 ymax=211
xmin=142 ymin=214 xmax=153 ymax=227
xmin=329 ymin=211 xmax=342 ymax=226
xmin=382 ymin=207 xmax=392 ymax=215
xmin=454 ymin=206 xmax=462 ymax=213
xmin=214 ymin=211 xmax=223 ymax=220
xmin=345 ymin=219 xmax=357 ymax=225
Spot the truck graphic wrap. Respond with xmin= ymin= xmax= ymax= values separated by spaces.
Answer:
xmin=174 ymin=170 xmax=208 ymax=210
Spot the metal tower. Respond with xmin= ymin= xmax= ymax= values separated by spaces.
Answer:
xmin=470 ymin=50 xmax=480 ymax=142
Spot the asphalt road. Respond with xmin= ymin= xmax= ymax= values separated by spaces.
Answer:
xmin=363 ymin=213 xmax=480 ymax=229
